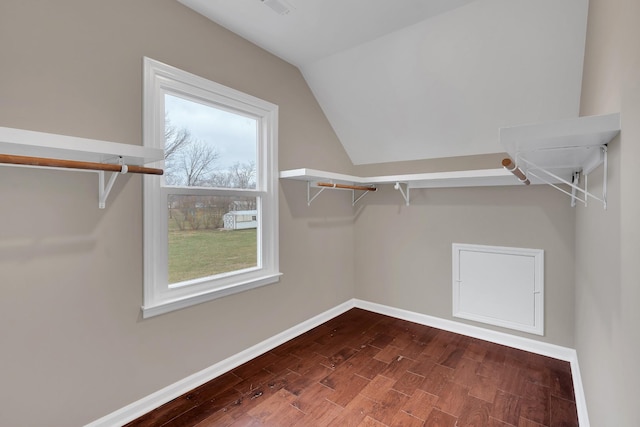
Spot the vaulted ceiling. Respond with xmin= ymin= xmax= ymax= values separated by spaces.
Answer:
xmin=177 ymin=0 xmax=589 ymax=165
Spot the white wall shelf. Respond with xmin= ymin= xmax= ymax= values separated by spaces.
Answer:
xmin=0 ymin=126 xmax=163 ymax=165
xmin=280 ymin=167 xmax=522 ymax=206
xmin=281 ymin=114 xmax=621 ymax=208
xmin=0 ymin=126 xmax=164 ymax=208
xmin=500 ymin=113 xmax=621 ymax=208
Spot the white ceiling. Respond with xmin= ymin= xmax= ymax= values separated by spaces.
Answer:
xmin=177 ymin=0 xmax=478 ymax=67
xmin=178 ymin=0 xmax=589 ymax=165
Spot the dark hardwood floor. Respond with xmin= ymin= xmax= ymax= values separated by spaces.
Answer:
xmin=126 ymin=309 xmax=579 ymax=427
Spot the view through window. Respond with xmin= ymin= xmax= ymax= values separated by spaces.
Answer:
xmin=164 ymin=94 xmax=259 ymax=284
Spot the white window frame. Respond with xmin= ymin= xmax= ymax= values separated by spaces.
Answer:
xmin=142 ymin=57 xmax=280 ymax=318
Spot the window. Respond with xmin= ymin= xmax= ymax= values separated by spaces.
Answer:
xmin=142 ymin=58 xmax=280 ymax=318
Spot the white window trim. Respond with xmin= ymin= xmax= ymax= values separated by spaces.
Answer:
xmin=142 ymin=57 xmax=280 ymax=318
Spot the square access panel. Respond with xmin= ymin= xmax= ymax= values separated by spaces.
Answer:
xmin=452 ymin=243 xmax=544 ymax=335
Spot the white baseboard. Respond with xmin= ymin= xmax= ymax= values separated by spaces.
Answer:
xmin=567 ymin=352 xmax=590 ymax=427
xmin=85 ymin=300 xmax=355 ymax=427
xmin=353 ymin=299 xmax=574 ymax=361
xmin=87 ymin=298 xmax=589 ymax=427
xmin=353 ymin=299 xmax=590 ymax=426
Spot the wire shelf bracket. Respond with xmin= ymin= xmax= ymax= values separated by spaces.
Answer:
xmin=504 ymin=145 xmax=608 ymax=209
xmin=306 ymin=181 xmax=376 ymax=206
xmin=98 ymin=157 xmax=129 ymax=209
xmin=500 ymin=113 xmax=620 ymax=210
xmin=394 ymin=182 xmax=410 ymax=206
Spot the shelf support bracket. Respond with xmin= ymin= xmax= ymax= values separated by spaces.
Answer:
xmin=394 ymin=182 xmax=410 ymax=206
xmin=602 ymin=145 xmax=608 ymax=210
xmin=307 ymin=181 xmax=376 ymax=206
xmin=306 ymin=181 xmax=325 ymax=206
xmin=518 ymin=145 xmax=608 ymax=209
xmin=98 ymin=158 xmax=129 ymax=209
xmin=570 ymin=172 xmax=580 ymax=208
xmin=352 ymin=189 xmax=371 ymax=206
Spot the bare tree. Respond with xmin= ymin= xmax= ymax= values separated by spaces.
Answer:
xmin=229 ymin=161 xmax=256 ymax=189
xmin=164 ymin=114 xmax=221 ymax=186
xmin=165 ymin=116 xmax=191 ymax=160
xmin=163 ymin=116 xmax=225 ymax=230
xmin=164 ymin=116 xmax=193 ymax=185
xmin=178 ymin=140 xmax=220 ymax=187
xmin=208 ymin=170 xmax=233 ymax=188
xmin=208 ymin=161 xmax=256 ymax=189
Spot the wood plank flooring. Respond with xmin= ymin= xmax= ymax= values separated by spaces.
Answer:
xmin=126 ymin=309 xmax=579 ymax=427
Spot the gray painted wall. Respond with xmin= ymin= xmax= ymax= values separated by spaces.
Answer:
xmin=352 ymin=159 xmax=576 ymax=347
xmin=0 ymin=0 xmax=636 ymax=425
xmin=577 ymin=0 xmax=640 ymax=424
xmin=0 ymin=1 xmax=355 ymax=425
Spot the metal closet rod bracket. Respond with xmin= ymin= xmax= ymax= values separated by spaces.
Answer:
xmin=394 ymin=182 xmax=410 ymax=206
xmin=0 ymin=152 xmax=163 ymax=209
xmin=503 ymin=145 xmax=608 ymax=209
xmin=306 ymin=181 xmax=377 ymax=206
xmin=98 ymin=157 xmax=129 ymax=209
xmin=306 ymin=181 xmax=326 ymax=206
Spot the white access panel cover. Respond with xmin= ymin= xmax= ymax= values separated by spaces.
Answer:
xmin=452 ymin=244 xmax=544 ymax=335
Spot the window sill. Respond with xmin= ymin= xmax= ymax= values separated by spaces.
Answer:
xmin=141 ymin=272 xmax=282 ymax=319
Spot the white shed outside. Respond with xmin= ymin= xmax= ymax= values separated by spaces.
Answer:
xmin=223 ymin=210 xmax=258 ymax=230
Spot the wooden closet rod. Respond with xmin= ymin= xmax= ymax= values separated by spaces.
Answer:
xmin=502 ymin=157 xmax=530 ymax=185
xmin=317 ymin=182 xmax=377 ymax=192
xmin=0 ymin=153 xmax=163 ymax=175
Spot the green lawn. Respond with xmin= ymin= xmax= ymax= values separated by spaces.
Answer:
xmin=168 ymin=228 xmax=257 ymax=284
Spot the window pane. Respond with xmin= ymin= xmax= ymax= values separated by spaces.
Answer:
xmin=164 ymin=94 xmax=257 ymax=189
xmin=168 ymin=194 xmax=258 ymax=284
